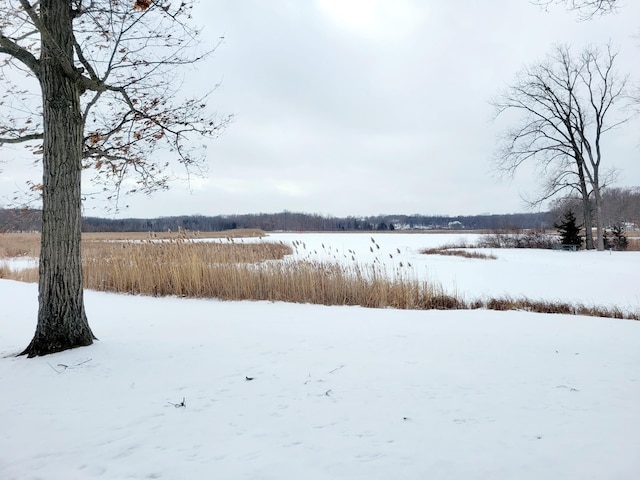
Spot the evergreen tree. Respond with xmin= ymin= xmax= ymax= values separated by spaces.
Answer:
xmin=611 ymin=223 xmax=628 ymax=251
xmin=554 ymin=210 xmax=583 ymax=248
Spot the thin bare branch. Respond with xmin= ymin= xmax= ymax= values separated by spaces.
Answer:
xmin=0 ymin=132 xmax=43 ymax=145
xmin=532 ymin=0 xmax=618 ymax=19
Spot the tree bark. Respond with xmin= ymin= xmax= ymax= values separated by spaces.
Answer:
xmin=570 ymin=148 xmax=594 ymax=250
xmin=593 ymin=186 xmax=605 ymax=251
xmin=576 ymin=165 xmax=595 ymax=250
xmin=20 ymin=0 xmax=95 ymax=357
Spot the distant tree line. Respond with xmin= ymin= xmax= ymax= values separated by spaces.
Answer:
xmin=0 ymin=208 xmax=42 ymax=232
xmin=80 ymin=211 xmax=553 ymax=233
xmin=0 ymin=209 xmax=548 ymax=233
xmin=550 ymin=186 xmax=640 ymax=231
xmin=2 ymin=187 xmax=637 ymax=233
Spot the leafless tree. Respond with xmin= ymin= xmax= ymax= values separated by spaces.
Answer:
xmin=492 ymin=43 xmax=631 ymax=250
xmin=533 ymin=0 xmax=618 ymax=19
xmin=0 ymin=0 xmax=230 ymax=357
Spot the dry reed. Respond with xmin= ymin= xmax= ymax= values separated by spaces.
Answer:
xmin=420 ymin=244 xmax=497 ymax=260
xmin=2 ymin=234 xmax=461 ymax=310
xmin=0 ymin=263 xmax=10 ymax=279
xmin=82 ymin=238 xmax=293 ymax=297
xmin=480 ymin=296 xmax=637 ymax=320
xmin=0 ymin=233 xmax=41 ymax=258
xmin=82 ymin=228 xmax=265 ymax=242
xmin=625 ymin=236 xmax=640 ymax=251
xmin=81 ymin=238 xmax=459 ymax=309
xmin=2 ymin=232 xmax=639 ymax=320
xmin=0 ymin=229 xmax=266 ymax=259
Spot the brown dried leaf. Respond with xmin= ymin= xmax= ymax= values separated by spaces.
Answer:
xmin=133 ymin=0 xmax=152 ymax=11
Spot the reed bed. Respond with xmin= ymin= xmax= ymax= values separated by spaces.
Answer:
xmin=84 ymin=238 xmax=458 ymax=309
xmin=0 ymin=263 xmax=10 ymax=279
xmin=2 ymin=232 xmax=639 ymax=319
xmin=82 ymin=228 xmax=265 ymax=242
xmin=480 ymin=296 xmax=639 ymax=320
xmin=626 ymin=235 xmax=640 ymax=251
xmin=2 ymin=235 xmax=461 ymax=310
xmin=0 ymin=233 xmax=41 ymax=258
xmin=420 ymin=241 xmax=497 ymax=260
xmin=86 ymin=257 xmax=459 ymax=310
xmin=420 ymin=247 xmax=497 ymax=260
xmin=0 ymin=229 xmax=265 ymax=260
xmin=82 ymin=239 xmax=293 ymax=297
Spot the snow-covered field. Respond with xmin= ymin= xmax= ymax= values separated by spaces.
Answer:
xmin=1 ymin=232 xmax=639 ymax=479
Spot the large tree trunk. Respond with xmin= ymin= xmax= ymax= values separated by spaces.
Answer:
xmin=593 ymin=186 xmax=605 ymax=251
xmin=575 ymin=156 xmax=595 ymax=250
xmin=21 ymin=0 xmax=95 ymax=357
xmin=580 ymin=189 xmax=595 ymax=250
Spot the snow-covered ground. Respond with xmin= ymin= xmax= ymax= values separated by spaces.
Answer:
xmin=1 ymin=232 xmax=639 ymax=479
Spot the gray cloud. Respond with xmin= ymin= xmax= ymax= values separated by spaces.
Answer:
xmin=2 ymin=0 xmax=639 ymax=218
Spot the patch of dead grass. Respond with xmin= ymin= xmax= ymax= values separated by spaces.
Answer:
xmin=420 ymin=244 xmax=497 ymax=260
xmin=625 ymin=236 xmax=640 ymax=251
xmin=0 ymin=229 xmax=265 ymax=259
xmin=82 ymin=228 xmax=265 ymax=242
xmin=480 ymin=296 xmax=638 ymax=320
xmin=0 ymin=233 xmax=41 ymax=258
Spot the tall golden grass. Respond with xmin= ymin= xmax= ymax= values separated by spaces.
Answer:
xmin=0 ymin=229 xmax=265 ymax=258
xmin=1 ymin=232 xmax=460 ymax=309
xmin=0 ymin=233 xmax=41 ymax=258
xmin=1 ymin=231 xmax=639 ymax=319
xmin=83 ymin=238 xmax=295 ymax=298
xmin=626 ymin=235 xmax=640 ymax=251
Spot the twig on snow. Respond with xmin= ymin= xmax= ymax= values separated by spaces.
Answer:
xmin=47 ymin=359 xmax=92 ymax=373
xmin=168 ymin=397 xmax=186 ymax=408
xmin=47 ymin=362 xmax=62 ymax=373
xmin=556 ymin=385 xmax=580 ymax=392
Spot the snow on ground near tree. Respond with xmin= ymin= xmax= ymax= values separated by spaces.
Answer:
xmin=1 ymin=233 xmax=640 ymax=479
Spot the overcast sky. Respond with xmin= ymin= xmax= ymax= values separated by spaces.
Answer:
xmin=2 ymin=0 xmax=640 ymax=218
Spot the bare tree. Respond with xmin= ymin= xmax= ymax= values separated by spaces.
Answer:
xmin=492 ymin=43 xmax=630 ymax=250
xmin=533 ymin=0 xmax=618 ymax=19
xmin=0 ymin=0 xmax=229 ymax=357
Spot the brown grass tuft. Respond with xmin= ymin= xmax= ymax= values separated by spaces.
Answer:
xmin=625 ymin=236 xmax=640 ymax=251
xmin=0 ymin=263 xmax=10 ymax=279
xmin=483 ymin=296 xmax=639 ymax=320
xmin=420 ymin=244 xmax=497 ymax=260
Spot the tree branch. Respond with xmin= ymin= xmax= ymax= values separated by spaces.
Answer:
xmin=17 ymin=0 xmax=78 ymax=80
xmin=3 ymin=1 xmax=230 ymax=207
xmin=0 ymin=132 xmax=43 ymax=145
xmin=532 ymin=0 xmax=618 ymax=19
xmin=0 ymin=33 xmax=41 ymax=77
